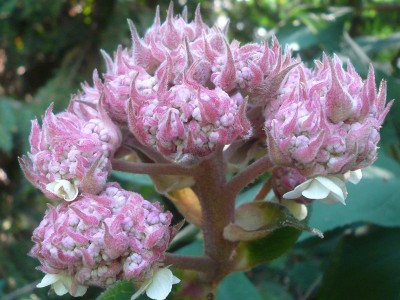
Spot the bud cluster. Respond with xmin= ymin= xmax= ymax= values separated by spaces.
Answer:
xmin=21 ymin=3 xmax=393 ymax=299
xmin=30 ymin=183 xmax=173 ymax=295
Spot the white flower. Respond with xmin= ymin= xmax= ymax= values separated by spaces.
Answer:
xmin=283 ymin=175 xmax=348 ymax=204
xmin=46 ymin=179 xmax=78 ymax=201
xmin=282 ymin=170 xmax=362 ymax=205
xmin=131 ymin=267 xmax=180 ymax=300
xmin=37 ymin=273 xmax=87 ymax=297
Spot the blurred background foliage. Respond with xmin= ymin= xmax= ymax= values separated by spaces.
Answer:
xmin=0 ymin=0 xmax=400 ymax=299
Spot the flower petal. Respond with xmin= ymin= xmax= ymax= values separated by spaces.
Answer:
xmin=146 ymin=268 xmax=175 ymax=300
xmin=46 ymin=179 xmax=78 ymax=201
xmin=52 ymin=280 xmax=69 ymax=296
xmin=282 ymin=180 xmax=312 ymax=199
xmin=315 ymin=176 xmax=344 ymax=197
xmin=301 ymin=180 xmax=330 ymax=199
xmin=346 ymin=169 xmax=362 ymax=184
xmin=37 ymin=274 xmax=60 ymax=288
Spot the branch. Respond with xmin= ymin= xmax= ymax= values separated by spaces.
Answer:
xmin=226 ymin=155 xmax=274 ymax=198
xmin=164 ymin=253 xmax=214 ymax=273
xmin=111 ymin=159 xmax=193 ymax=176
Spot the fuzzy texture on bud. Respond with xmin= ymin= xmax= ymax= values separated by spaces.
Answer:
xmin=265 ymin=55 xmax=393 ymax=177
xmin=76 ymin=4 xmax=303 ymax=160
xmin=19 ymin=105 xmax=122 ymax=200
xmin=128 ymin=79 xmax=251 ymax=160
xmin=30 ymin=183 xmax=174 ymax=293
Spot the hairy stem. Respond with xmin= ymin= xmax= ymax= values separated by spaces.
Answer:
xmin=226 ymin=155 xmax=274 ymax=199
xmin=193 ymin=149 xmax=236 ymax=283
xmin=164 ymin=253 xmax=214 ymax=273
xmin=111 ymin=159 xmax=192 ymax=176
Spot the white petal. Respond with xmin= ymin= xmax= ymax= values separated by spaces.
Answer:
xmin=52 ymin=281 xmax=69 ymax=296
xmin=321 ymin=192 xmax=346 ymax=205
xmin=131 ymin=279 xmax=152 ymax=300
xmin=282 ymin=180 xmax=312 ymax=199
xmin=315 ymin=176 xmax=344 ymax=197
xmin=146 ymin=268 xmax=174 ymax=300
xmin=346 ymin=169 xmax=362 ymax=184
xmin=74 ymin=285 xmax=88 ymax=297
xmin=46 ymin=179 xmax=78 ymax=201
xmin=172 ymin=276 xmax=181 ymax=285
xmin=302 ymin=180 xmax=330 ymax=199
xmin=37 ymin=274 xmax=60 ymax=288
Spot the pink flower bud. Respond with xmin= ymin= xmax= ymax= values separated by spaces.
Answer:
xmin=128 ymin=80 xmax=251 ymax=160
xmin=30 ymin=183 xmax=174 ymax=290
xmin=20 ymin=105 xmax=121 ymax=200
xmin=265 ymin=56 xmax=393 ymax=177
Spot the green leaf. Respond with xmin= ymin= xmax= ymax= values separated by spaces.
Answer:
xmin=302 ymin=152 xmax=400 ymax=240
xmin=97 ymin=280 xmax=138 ymax=300
xmin=230 ymin=201 xmax=322 ymax=271
xmin=235 ymin=227 xmax=301 ymax=271
xmin=318 ymin=226 xmax=400 ymax=300
xmin=216 ymin=272 xmax=263 ymax=300
xmin=354 ymin=32 xmax=400 ymax=54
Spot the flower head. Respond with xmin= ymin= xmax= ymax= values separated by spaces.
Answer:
xmin=30 ymin=183 xmax=174 ymax=295
xmin=265 ymin=55 xmax=393 ymax=177
xmin=19 ymin=104 xmax=121 ymax=200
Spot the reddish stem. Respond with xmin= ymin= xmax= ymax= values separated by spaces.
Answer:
xmin=111 ymin=159 xmax=192 ymax=176
xmin=226 ymin=155 xmax=274 ymax=199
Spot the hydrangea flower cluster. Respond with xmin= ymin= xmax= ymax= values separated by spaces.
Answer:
xmin=21 ymin=3 xmax=393 ymax=299
xmin=30 ymin=183 xmax=174 ymax=296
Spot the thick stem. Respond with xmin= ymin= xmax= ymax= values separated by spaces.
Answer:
xmin=164 ymin=253 xmax=214 ymax=273
xmin=193 ymin=149 xmax=236 ymax=283
xmin=111 ymin=159 xmax=192 ymax=176
xmin=226 ymin=155 xmax=274 ymax=199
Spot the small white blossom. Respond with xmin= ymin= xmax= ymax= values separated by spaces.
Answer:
xmin=131 ymin=267 xmax=180 ymax=300
xmin=46 ymin=179 xmax=78 ymax=201
xmin=37 ymin=273 xmax=87 ymax=297
xmin=282 ymin=170 xmax=362 ymax=205
xmin=283 ymin=175 xmax=348 ymax=204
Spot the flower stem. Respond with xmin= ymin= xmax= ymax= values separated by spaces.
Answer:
xmin=226 ymin=155 xmax=274 ymax=198
xmin=193 ymin=149 xmax=236 ymax=283
xmin=111 ymin=159 xmax=192 ymax=176
xmin=164 ymin=253 xmax=214 ymax=273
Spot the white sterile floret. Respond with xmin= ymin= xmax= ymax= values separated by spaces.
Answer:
xmin=131 ymin=267 xmax=180 ymax=300
xmin=45 ymin=179 xmax=79 ymax=201
xmin=37 ymin=273 xmax=87 ymax=297
xmin=283 ymin=175 xmax=348 ymax=205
